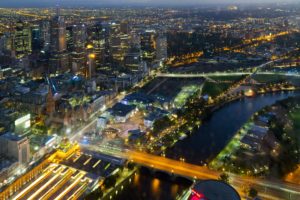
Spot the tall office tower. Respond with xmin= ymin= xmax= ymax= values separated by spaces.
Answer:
xmin=67 ymin=24 xmax=87 ymax=52
xmin=40 ymin=21 xmax=50 ymax=48
xmin=130 ymin=31 xmax=141 ymax=47
xmin=13 ymin=20 xmax=32 ymax=59
xmin=50 ymin=13 xmax=66 ymax=53
xmin=0 ymin=33 xmax=9 ymax=55
xmin=109 ymin=22 xmax=123 ymax=62
xmin=120 ymin=21 xmax=130 ymax=34
xmin=31 ymin=24 xmax=43 ymax=53
xmin=87 ymin=22 xmax=106 ymax=66
xmin=156 ymin=33 xmax=168 ymax=61
xmin=124 ymin=46 xmax=142 ymax=72
xmin=49 ymin=7 xmax=69 ymax=73
xmin=141 ymin=30 xmax=157 ymax=62
xmin=0 ymin=133 xmax=30 ymax=164
xmin=67 ymin=25 xmax=87 ymax=74
xmin=108 ymin=22 xmax=130 ymax=64
xmin=74 ymin=24 xmax=87 ymax=51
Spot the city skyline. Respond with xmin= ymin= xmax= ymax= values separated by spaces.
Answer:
xmin=0 ymin=3 xmax=299 ymax=200
xmin=0 ymin=0 xmax=299 ymax=7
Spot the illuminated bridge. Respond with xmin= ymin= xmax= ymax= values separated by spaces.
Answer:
xmin=125 ymin=151 xmax=300 ymax=200
xmin=157 ymin=71 xmax=300 ymax=78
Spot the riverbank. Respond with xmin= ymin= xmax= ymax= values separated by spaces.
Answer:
xmin=211 ymin=95 xmax=300 ymax=179
xmin=166 ymin=91 xmax=300 ymax=164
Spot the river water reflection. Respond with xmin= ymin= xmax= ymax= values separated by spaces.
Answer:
xmin=118 ymin=91 xmax=300 ymax=200
xmin=166 ymin=91 xmax=300 ymax=164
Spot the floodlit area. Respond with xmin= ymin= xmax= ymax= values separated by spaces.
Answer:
xmin=173 ymin=85 xmax=201 ymax=108
xmin=11 ymin=164 xmax=92 ymax=200
xmin=108 ymin=111 xmax=147 ymax=138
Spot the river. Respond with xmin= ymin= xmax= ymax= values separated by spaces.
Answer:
xmin=117 ymin=91 xmax=300 ymax=200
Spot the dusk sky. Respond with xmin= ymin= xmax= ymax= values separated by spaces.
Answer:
xmin=0 ymin=0 xmax=298 ymax=7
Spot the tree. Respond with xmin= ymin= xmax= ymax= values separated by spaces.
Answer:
xmin=218 ymin=173 xmax=229 ymax=183
xmin=85 ymin=189 xmax=103 ymax=200
xmin=103 ymin=175 xmax=117 ymax=189
xmin=152 ymin=116 xmax=174 ymax=133
xmin=248 ymin=187 xmax=258 ymax=198
xmin=127 ymin=162 xmax=135 ymax=170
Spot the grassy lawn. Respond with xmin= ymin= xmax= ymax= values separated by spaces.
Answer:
xmin=141 ymin=77 xmax=204 ymax=99
xmin=252 ymin=74 xmax=290 ymax=83
xmin=173 ymin=85 xmax=200 ymax=108
xmin=208 ymin=75 xmax=244 ymax=82
xmin=202 ymin=82 xmax=231 ymax=97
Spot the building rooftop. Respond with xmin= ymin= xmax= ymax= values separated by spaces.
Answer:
xmin=0 ymin=132 xmax=26 ymax=142
xmin=190 ymin=180 xmax=240 ymax=200
xmin=0 ymin=156 xmax=17 ymax=171
xmin=109 ymin=103 xmax=136 ymax=117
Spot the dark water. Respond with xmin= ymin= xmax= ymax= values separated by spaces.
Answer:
xmin=118 ymin=91 xmax=300 ymax=200
xmin=116 ymin=168 xmax=192 ymax=200
xmin=166 ymin=91 xmax=300 ymax=164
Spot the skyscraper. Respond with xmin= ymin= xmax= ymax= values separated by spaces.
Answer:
xmin=49 ymin=7 xmax=69 ymax=73
xmin=156 ymin=33 xmax=168 ymax=61
xmin=31 ymin=24 xmax=43 ymax=53
xmin=13 ymin=20 xmax=32 ymax=59
xmin=87 ymin=22 xmax=106 ymax=66
xmin=141 ymin=30 xmax=157 ymax=62
xmin=50 ymin=11 xmax=66 ymax=53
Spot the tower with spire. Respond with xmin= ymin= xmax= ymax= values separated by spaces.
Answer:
xmin=46 ymin=85 xmax=56 ymax=115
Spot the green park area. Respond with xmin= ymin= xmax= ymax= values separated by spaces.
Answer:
xmin=208 ymin=75 xmax=244 ymax=82
xmin=173 ymin=85 xmax=200 ymax=108
xmin=202 ymin=81 xmax=231 ymax=97
xmin=252 ymin=74 xmax=288 ymax=83
xmin=210 ymin=122 xmax=253 ymax=170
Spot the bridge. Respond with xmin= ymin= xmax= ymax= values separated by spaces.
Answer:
xmin=157 ymin=72 xmax=250 ymax=78
xmin=126 ymin=151 xmax=300 ymax=200
xmin=157 ymin=71 xmax=300 ymax=78
xmin=158 ymin=59 xmax=300 ymax=79
xmin=84 ymin=144 xmax=300 ymax=200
